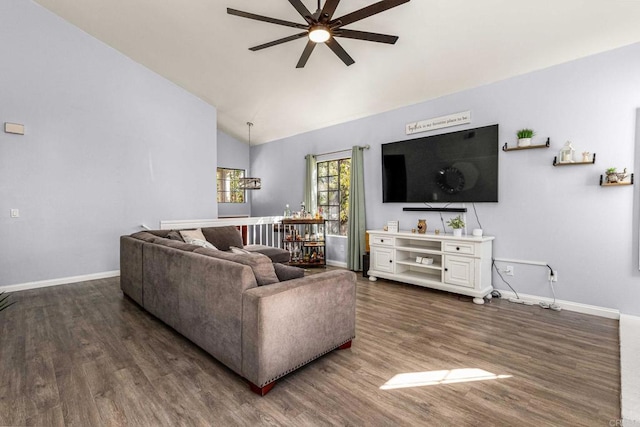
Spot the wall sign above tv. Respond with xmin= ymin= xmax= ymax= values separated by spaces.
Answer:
xmin=382 ymin=124 xmax=499 ymax=203
xmin=405 ymin=111 xmax=471 ymax=135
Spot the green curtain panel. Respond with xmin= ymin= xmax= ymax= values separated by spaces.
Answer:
xmin=347 ymin=146 xmax=366 ymax=271
xmin=304 ymin=154 xmax=317 ymax=215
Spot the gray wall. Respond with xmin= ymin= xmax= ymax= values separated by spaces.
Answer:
xmin=0 ymin=0 xmax=217 ymax=286
xmin=252 ymin=42 xmax=640 ymax=315
xmin=217 ymin=130 xmax=251 ymax=217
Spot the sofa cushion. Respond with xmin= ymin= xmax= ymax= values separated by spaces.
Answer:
xmin=244 ymin=245 xmax=291 ymax=264
xmin=194 ymin=248 xmax=279 ymax=286
xmin=153 ymin=238 xmax=202 ymax=252
xmin=131 ymin=231 xmax=161 ymax=243
xmin=273 ymin=263 xmax=305 ymax=281
xmin=230 ymin=246 xmax=251 ymax=255
xmin=201 ymin=226 xmax=244 ymax=251
xmin=180 ymin=229 xmax=218 ymax=249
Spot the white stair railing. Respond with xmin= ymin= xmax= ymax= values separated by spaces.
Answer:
xmin=159 ymin=216 xmax=285 ymax=248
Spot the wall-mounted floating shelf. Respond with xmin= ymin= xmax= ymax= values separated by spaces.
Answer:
xmin=553 ymin=153 xmax=596 ymax=166
xmin=600 ymin=173 xmax=634 ymax=186
xmin=502 ymin=138 xmax=550 ymax=152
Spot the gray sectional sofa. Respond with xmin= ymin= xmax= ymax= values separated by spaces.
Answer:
xmin=120 ymin=226 xmax=357 ymax=395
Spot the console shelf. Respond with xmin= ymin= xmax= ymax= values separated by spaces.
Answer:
xmin=367 ymin=230 xmax=494 ymax=304
xmin=502 ymin=138 xmax=550 ymax=152
xmin=396 ymin=259 xmax=443 ymax=271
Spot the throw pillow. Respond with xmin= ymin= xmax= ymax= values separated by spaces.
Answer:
xmin=201 ymin=226 xmax=244 ymax=251
xmin=188 ymin=239 xmax=218 ymax=250
xmin=192 ymin=249 xmax=279 ymax=286
xmin=166 ymin=230 xmax=185 ymax=242
xmin=273 ymin=263 xmax=305 ymax=281
xmin=180 ymin=229 xmax=218 ymax=250
xmin=243 ymin=253 xmax=279 ymax=286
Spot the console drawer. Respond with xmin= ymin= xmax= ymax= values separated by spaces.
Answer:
xmin=371 ymin=235 xmax=395 ymax=246
xmin=443 ymin=242 xmax=475 ymax=255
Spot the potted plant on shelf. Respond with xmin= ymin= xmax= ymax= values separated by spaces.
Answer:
xmin=516 ymin=128 xmax=535 ymax=147
xmin=605 ymin=167 xmax=628 ymax=184
xmin=446 ymin=215 xmax=465 ymax=237
xmin=605 ymin=167 xmax=618 ymax=183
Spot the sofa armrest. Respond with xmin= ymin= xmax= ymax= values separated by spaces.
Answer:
xmin=120 ymin=236 xmax=144 ymax=305
xmin=241 ymin=270 xmax=356 ymax=387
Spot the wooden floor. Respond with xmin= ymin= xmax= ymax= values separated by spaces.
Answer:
xmin=0 ymin=271 xmax=620 ymax=426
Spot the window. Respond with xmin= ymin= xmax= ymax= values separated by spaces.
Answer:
xmin=217 ymin=168 xmax=245 ymax=203
xmin=317 ymin=158 xmax=351 ymax=236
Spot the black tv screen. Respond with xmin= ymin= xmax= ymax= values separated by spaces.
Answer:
xmin=382 ymin=124 xmax=499 ymax=203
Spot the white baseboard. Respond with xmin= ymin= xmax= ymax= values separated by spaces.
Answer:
xmin=497 ymin=290 xmax=620 ymax=319
xmin=0 ymin=270 xmax=120 ymax=293
xmin=326 ymin=260 xmax=348 ymax=268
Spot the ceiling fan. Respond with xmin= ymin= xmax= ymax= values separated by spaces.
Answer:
xmin=227 ymin=0 xmax=410 ymax=68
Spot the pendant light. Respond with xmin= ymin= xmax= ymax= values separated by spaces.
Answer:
xmin=238 ymin=122 xmax=261 ymax=190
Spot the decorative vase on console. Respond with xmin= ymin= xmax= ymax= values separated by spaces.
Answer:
xmin=417 ymin=219 xmax=427 ymax=234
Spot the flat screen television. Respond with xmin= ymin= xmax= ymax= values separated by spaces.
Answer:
xmin=382 ymin=124 xmax=499 ymax=203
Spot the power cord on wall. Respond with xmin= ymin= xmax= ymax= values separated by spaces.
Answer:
xmin=427 ymin=203 xmax=452 ymax=233
xmin=471 ymin=203 xmax=483 ymax=230
xmin=439 ymin=213 xmax=447 ymax=233
xmin=420 ymin=203 xmax=478 ymax=234
xmin=539 ymin=265 xmax=561 ymax=311
xmin=492 ymin=259 xmax=534 ymax=305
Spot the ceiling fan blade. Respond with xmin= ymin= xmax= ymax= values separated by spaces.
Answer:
xmin=296 ymin=40 xmax=317 ymax=68
xmin=334 ymin=29 xmax=398 ymax=44
xmin=320 ymin=0 xmax=341 ymax=22
xmin=250 ymin=32 xmax=309 ymax=51
xmin=325 ymin=38 xmax=355 ymax=66
xmin=288 ymin=0 xmax=315 ymax=24
xmin=330 ymin=0 xmax=410 ymax=27
xmin=227 ymin=8 xmax=308 ymax=30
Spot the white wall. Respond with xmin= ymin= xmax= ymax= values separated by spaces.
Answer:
xmin=217 ymin=130 xmax=251 ymax=217
xmin=0 ymin=0 xmax=217 ymax=287
xmin=252 ymin=42 xmax=640 ymax=316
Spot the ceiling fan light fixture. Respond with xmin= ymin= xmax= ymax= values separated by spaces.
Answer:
xmin=308 ymin=25 xmax=330 ymax=43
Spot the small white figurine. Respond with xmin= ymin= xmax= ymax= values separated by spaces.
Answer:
xmin=582 ymin=152 xmax=590 ymax=162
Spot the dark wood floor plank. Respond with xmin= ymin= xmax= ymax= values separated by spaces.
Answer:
xmin=54 ymin=364 xmax=103 ymax=426
xmin=0 ymin=272 xmax=621 ymax=426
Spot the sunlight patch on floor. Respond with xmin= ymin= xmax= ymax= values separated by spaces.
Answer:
xmin=380 ymin=368 xmax=513 ymax=390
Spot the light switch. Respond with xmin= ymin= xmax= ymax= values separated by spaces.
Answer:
xmin=4 ymin=123 xmax=25 ymax=135
xmin=10 ymin=209 xmax=19 ymax=218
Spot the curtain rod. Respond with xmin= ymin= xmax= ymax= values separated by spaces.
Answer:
xmin=313 ymin=144 xmax=370 ymax=157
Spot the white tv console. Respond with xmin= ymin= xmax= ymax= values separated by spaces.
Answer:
xmin=366 ymin=230 xmax=494 ymax=304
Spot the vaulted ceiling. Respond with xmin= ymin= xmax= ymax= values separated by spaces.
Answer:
xmin=33 ymin=0 xmax=640 ymax=144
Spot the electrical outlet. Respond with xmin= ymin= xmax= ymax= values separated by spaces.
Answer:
xmin=548 ymin=270 xmax=558 ymax=282
xmin=504 ymin=266 xmax=514 ymax=276
xmin=10 ymin=209 xmax=19 ymax=218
